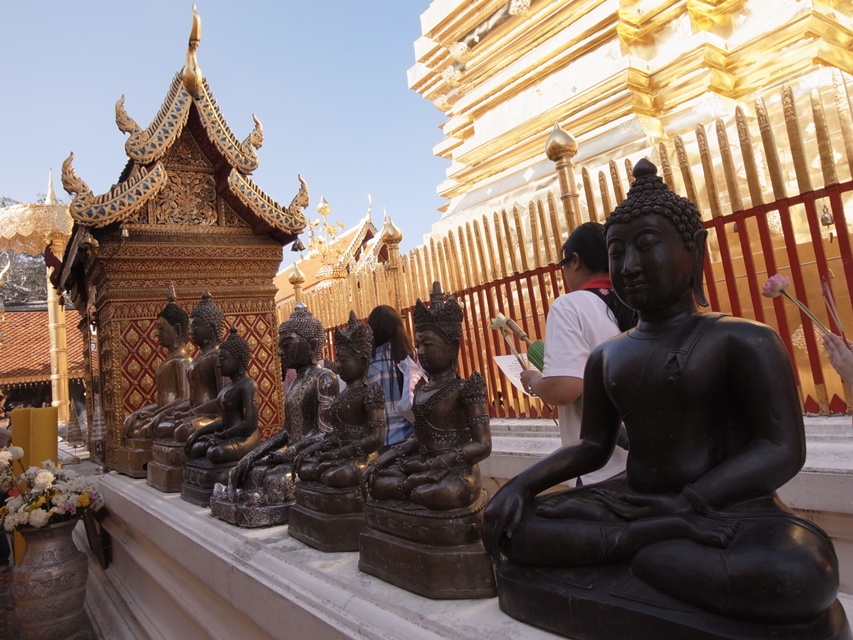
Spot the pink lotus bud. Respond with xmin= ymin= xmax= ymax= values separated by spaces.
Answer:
xmin=762 ymin=274 xmax=791 ymax=298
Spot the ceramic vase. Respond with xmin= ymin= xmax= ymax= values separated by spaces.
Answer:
xmin=12 ymin=518 xmax=88 ymax=640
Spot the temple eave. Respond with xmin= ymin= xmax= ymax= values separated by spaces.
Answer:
xmin=69 ymin=162 xmax=168 ymax=228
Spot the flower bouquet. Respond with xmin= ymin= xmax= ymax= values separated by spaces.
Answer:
xmin=0 ymin=449 xmax=104 ymax=531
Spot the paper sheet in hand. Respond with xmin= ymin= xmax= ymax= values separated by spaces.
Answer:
xmin=493 ymin=355 xmax=532 ymax=395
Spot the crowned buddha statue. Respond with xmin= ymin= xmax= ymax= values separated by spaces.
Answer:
xmin=181 ymin=326 xmax=262 ymax=506
xmin=288 ymin=311 xmax=386 ymax=551
xmin=115 ymin=284 xmax=191 ymax=478
xmin=359 ymin=282 xmax=495 ymax=599
xmin=210 ymin=304 xmax=339 ymax=528
xmin=147 ymin=291 xmax=225 ymax=492
xmin=482 ymin=159 xmax=848 ymax=640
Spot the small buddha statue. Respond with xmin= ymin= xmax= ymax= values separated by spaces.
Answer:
xmin=147 ymin=291 xmax=226 ymax=492
xmin=123 ymin=285 xmax=191 ymax=441
xmin=115 ymin=285 xmax=191 ymax=478
xmin=293 ymin=311 xmax=385 ymax=488
xmin=184 ymin=326 xmax=260 ymax=463
xmin=358 ymin=283 xmax=495 ymax=599
xmin=288 ymin=311 xmax=386 ymax=551
xmin=152 ymin=291 xmax=225 ymax=441
xmin=210 ymin=304 xmax=338 ymax=527
xmin=363 ymin=283 xmax=491 ymax=510
xmin=482 ymin=159 xmax=847 ymax=638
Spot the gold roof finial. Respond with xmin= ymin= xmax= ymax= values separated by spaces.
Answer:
xmin=182 ymin=5 xmax=203 ymax=94
xmin=45 ymin=169 xmax=57 ymax=205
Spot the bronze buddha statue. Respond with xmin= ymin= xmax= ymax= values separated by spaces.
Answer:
xmin=359 ymin=282 xmax=495 ymax=598
xmin=482 ymin=159 xmax=847 ymax=639
xmin=147 ymin=291 xmax=226 ymax=492
xmin=184 ymin=326 xmax=260 ymax=463
xmin=210 ymin=304 xmax=338 ymax=527
xmin=115 ymin=285 xmax=191 ymax=477
xmin=287 ymin=311 xmax=386 ymax=551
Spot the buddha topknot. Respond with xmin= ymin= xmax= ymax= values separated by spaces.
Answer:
xmin=279 ymin=303 xmax=325 ymax=361
xmin=189 ymin=291 xmax=226 ymax=343
xmin=158 ymin=282 xmax=189 ymax=338
xmin=605 ymin=158 xmax=704 ymax=251
xmin=220 ymin=326 xmax=251 ymax=370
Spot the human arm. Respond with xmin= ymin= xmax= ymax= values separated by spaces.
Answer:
xmin=483 ymin=347 xmax=621 ymax=559
xmin=519 ymin=370 xmax=583 ymax=406
xmin=824 ymin=333 xmax=853 ymax=387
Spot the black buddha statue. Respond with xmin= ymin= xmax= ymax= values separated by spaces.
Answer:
xmin=209 ymin=304 xmax=339 ymax=527
xmin=288 ymin=311 xmax=386 ymax=551
xmin=482 ymin=159 xmax=848 ymax=640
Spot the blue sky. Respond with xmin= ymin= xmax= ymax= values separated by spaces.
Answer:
xmin=0 ymin=2 xmax=446 ymax=254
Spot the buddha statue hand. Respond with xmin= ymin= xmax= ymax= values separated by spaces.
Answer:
xmin=583 ymin=488 xmax=693 ymax=521
xmin=482 ymin=476 xmax=533 ymax=562
xmin=233 ymin=450 xmax=261 ymax=488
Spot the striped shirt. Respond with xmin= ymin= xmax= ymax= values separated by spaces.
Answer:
xmin=367 ymin=342 xmax=414 ymax=447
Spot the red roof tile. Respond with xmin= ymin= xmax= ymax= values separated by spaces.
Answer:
xmin=0 ymin=308 xmax=86 ymax=387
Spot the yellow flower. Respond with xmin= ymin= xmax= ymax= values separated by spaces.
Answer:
xmin=34 ymin=496 xmax=46 ymax=509
xmin=77 ymin=494 xmax=90 ymax=508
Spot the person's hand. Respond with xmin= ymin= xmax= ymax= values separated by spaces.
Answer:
xmin=823 ymin=333 xmax=853 ymax=386
xmin=519 ymin=369 xmax=541 ymax=396
xmin=482 ymin=477 xmax=530 ymax=562
xmin=590 ymin=489 xmax=690 ymax=520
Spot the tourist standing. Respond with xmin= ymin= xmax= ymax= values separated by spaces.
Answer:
xmin=367 ymin=305 xmax=416 ymax=451
xmin=520 ymin=222 xmax=634 ymax=484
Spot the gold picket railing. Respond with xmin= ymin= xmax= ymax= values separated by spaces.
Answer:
xmin=283 ymin=71 xmax=853 ymax=417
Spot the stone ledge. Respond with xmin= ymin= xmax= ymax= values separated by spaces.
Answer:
xmin=87 ymin=473 xmax=560 ymax=640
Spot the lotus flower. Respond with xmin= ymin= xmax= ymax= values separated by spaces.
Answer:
xmin=762 ymin=274 xmax=829 ymax=335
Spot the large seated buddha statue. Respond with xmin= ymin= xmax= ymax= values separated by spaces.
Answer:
xmin=482 ymin=159 xmax=848 ymax=640
xmin=288 ymin=311 xmax=386 ymax=552
xmin=210 ymin=304 xmax=339 ymax=528
xmin=147 ymin=291 xmax=225 ymax=493
xmin=181 ymin=326 xmax=261 ymax=506
xmin=115 ymin=285 xmax=191 ymax=478
xmin=359 ymin=282 xmax=495 ymax=599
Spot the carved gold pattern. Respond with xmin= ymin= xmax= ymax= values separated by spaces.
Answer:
xmin=194 ymin=79 xmax=262 ymax=174
xmin=154 ymin=170 xmax=217 ymax=225
xmin=716 ymin=118 xmax=743 ymax=213
xmin=735 ymin=105 xmax=764 ymax=207
xmin=62 ymin=153 xmax=168 ymax=228
xmin=810 ymin=90 xmax=838 ymax=188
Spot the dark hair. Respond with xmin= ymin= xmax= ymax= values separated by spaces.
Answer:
xmin=368 ymin=305 xmax=415 ymax=364
xmin=562 ymin=222 xmax=608 ymax=273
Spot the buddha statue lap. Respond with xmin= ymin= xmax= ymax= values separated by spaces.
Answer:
xmin=147 ymin=292 xmax=225 ymax=493
xmin=482 ymin=160 xmax=849 ymax=640
xmin=181 ymin=326 xmax=261 ymax=506
xmin=288 ymin=311 xmax=386 ymax=552
xmin=210 ymin=304 xmax=339 ymax=528
xmin=359 ymin=282 xmax=496 ymax=599
xmin=115 ymin=285 xmax=191 ymax=478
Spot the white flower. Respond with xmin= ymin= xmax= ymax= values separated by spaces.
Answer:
xmin=33 ymin=471 xmax=55 ymax=490
xmin=27 ymin=509 xmax=50 ymax=528
xmin=8 ymin=446 xmax=23 ymax=461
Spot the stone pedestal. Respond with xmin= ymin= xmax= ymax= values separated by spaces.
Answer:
xmin=496 ymin=563 xmax=851 ymax=640
xmin=288 ymin=482 xmax=365 ymax=552
xmin=209 ymin=498 xmax=292 ymax=528
xmin=182 ymin=458 xmax=237 ymax=507
xmin=112 ymin=438 xmax=152 ymax=479
xmin=358 ymin=492 xmax=496 ymax=599
xmin=147 ymin=439 xmax=187 ymax=492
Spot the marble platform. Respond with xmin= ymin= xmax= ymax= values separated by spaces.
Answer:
xmin=75 ymin=416 xmax=853 ymax=639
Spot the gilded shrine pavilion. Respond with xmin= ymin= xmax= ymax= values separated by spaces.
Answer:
xmin=57 ymin=9 xmax=307 ymax=468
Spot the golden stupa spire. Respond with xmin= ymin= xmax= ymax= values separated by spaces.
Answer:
xmin=182 ymin=5 xmax=203 ymax=94
xmin=45 ymin=169 xmax=57 ymax=205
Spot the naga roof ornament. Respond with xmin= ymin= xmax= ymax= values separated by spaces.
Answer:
xmin=63 ymin=5 xmax=298 ymax=236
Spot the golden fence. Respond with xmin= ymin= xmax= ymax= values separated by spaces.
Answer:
xmin=283 ymin=72 xmax=853 ymax=417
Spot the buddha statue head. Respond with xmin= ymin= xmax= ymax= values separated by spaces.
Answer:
xmin=189 ymin=291 xmax=226 ymax=349
xmin=279 ymin=303 xmax=325 ymax=371
xmin=334 ymin=310 xmax=373 ymax=384
xmin=604 ymin=158 xmax=708 ymax=312
xmin=156 ymin=283 xmax=189 ymax=350
xmin=413 ymin=281 xmax=464 ymax=376
xmin=219 ymin=325 xmax=251 ymax=378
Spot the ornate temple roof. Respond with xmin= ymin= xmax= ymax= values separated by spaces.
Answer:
xmin=0 ymin=307 xmax=85 ymax=387
xmin=60 ymin=6 xmax=306 ymax=243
